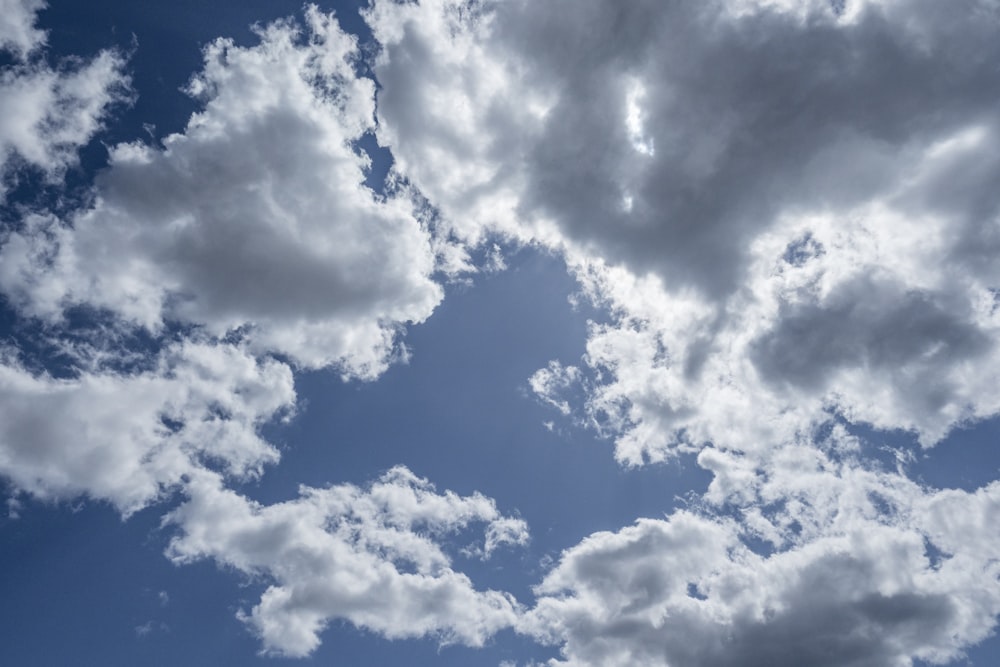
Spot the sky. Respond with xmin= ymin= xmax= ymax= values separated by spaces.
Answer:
xmin=1 ymin=0 xmax=1000 ymax=665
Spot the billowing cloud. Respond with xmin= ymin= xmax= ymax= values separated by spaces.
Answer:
xmin=0 ymin=341 xmax=294 ymax=514
xmin=366 ymin=0 xmax=1000 ymax=663
xmin=0 ymin=7 xmax=444 ymax=375
xmin=523 ymin=434 xmax=1000 ymax=666
xmin=0 ymin=7 xmax=526 ymax=659
xmin=370 ymin=0 xmax=1000 ymax=454
xmin=3 ymin=0 xmax=1000 ymax=664
xmin=166 ymin=466 xmax=525 ymax=657
xmin=1 ymin=330 xmax=528 ymax=657
xmin=538 ymin=216 xmax=1000 ymax=465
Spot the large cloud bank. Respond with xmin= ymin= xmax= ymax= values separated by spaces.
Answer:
xmin=370 ymin=0 xmax=1000 ymax=665
xmin=2 ymin=0 xmax=1000 ymax=664
xmin=371 ymin=0 xmax=1000 ymax=459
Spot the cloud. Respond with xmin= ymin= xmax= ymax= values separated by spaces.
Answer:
xmin=0 ymin=341 xmax=293 ymax=514
xmin=549 ymin=227 xmax=1000 ymax=465
xmin=0 ymin=7 xmax=443 ymax=375
xmin=370 ymin=0 xmax=1000 ymax=454
xmin=0 ymin=0 xmax=129 ymax=199
xmin=529 ymin=362 xmax=582 ymax=418
xmin=0 ymin=6 xmax=520 ymax=658
xmin=484 ymin=515 xmax=531 ymax=558
xmin=365 ymin=0 xmax=1000 ymax=662
xmin=165 ymin=466 xmax=525 ymax=657
xmin=2 ymin=1 xmax=1000 ymax=663
xmin=522 ymin=440 xmax=1000 ymax=666
xmin=0 ymin=300 xmax=523 ymax=657
xmin=0 ymin=0 xmax=45 ymax=59
xmin=0 ymin=333 xmax=531 ymax=661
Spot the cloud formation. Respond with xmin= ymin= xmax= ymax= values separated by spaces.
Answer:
xmin=0 ymin=4 xmax=526 ymax=659
xmin=1 ymin=7 xmax=443 ymax=375
xmin=0 ymin=0 xmax=128 ymax=199
xmin=166 ymin=466 xmax=526 ymax=657
xmin=0 ymin=340 xmax=293 ymax=513
xmin=371 ymin=0 xmax=1000 ymax=456
xmin=3 ymin=0 xmax=1000 ymax=664
xmin=368 ymin=0 xmax=1000 ymax=663
xmin=0 ymin=0 xmax=44 ymax=58
xmin=522 ymin=434 xmax=1000 ymax=666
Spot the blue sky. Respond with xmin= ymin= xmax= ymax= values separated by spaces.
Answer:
xmin=2 ymin=1 xmax=1000 ymax=665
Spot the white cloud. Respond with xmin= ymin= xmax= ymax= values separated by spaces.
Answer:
xmin=365 ymin=0 xmax=1000 ymax=662
xmin=0 ymin=0 xmax=128 ymax=199
xmin=366 ymin=0 xmax=554 ymax=246
xmin=522 ymin=447 xmax=1000 ymax=666
xmin=0 ymin=324 xmax=526 ymax=657
xmin=484 ymin=515 xmax=530 ymax=558
xmin=0 ymin=7 xmax=443 ymax=376
xmin=0 ymin=0 xmax=43 ymax=59
xmin=0 ymin=341 xmax=294 ymax=514
xmin=165 ymin=466 xmax=526 ymax=657
xmin=2 ymin=1 xmax=1000 ymax=663
xmin=548 ymin=212 xmax=1000 ymax=465
xmin=0 ymin=6 xmax=526 ymax=658
xmin=528 ymin=361 xmax=581 ymax=418
xmin=369 ymin=0 xmax=1000 ymax=454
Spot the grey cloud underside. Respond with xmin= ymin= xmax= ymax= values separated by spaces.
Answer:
xmin=377 ymin=0 xmax=1000 ymax=293
xmin=723 ymin=590 xmax=954 ymax=667
xmin=750 ymin=274 xmax=992 ymax=394
xmin=524 ymin=0 xmax=1000 ymax=290
xmin=524 ymin=448 xmax=1000 ymax=666
xmin=542 ymin=557 xmax=955 ymax=667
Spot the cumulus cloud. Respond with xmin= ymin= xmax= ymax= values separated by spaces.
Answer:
xmin=547 ymin=221 xmax=1000 ymax=465
xmin=0 ymin=7 xmax=443 ymax=375
xmin=0 ymin=5 xmax=535 ymax=658
xmin=0 ymin=337 xmax=526 ymax=657
xmin=365 ymin=0 xmax=1000 ymax=663
xmin=0 ymin=341 xmax=293 ymax=514
xmin=2 ymin=0 xmax=1000 ymax=663
xmin=0 ymin=0 xmax=129 ymax=199
xmin=522 ymin=438 xmax=1000 ymax=666
xmin=370 ymin=0 xmax=1000 ymax=454
xmin=165 ymin=466 xmax=525 ymax=657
